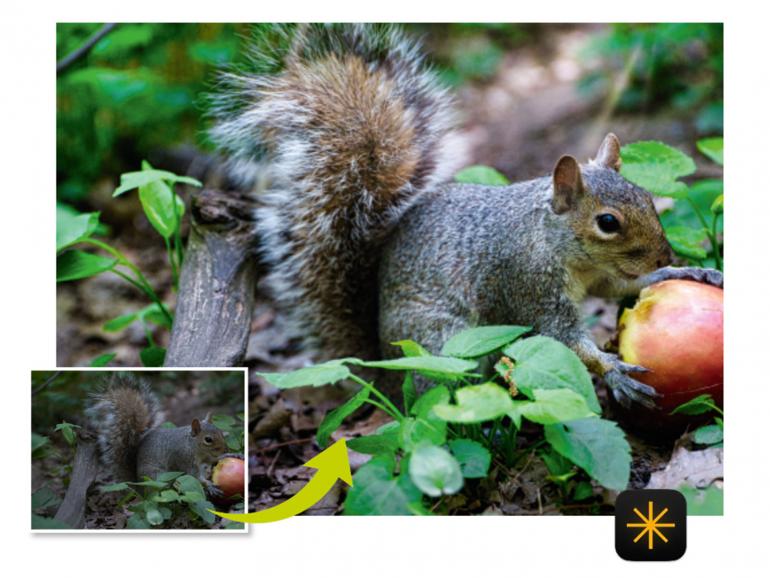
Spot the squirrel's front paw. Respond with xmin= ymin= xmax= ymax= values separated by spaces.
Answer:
xmin=206 ymin=483 xmax=225 ymax=500
xmin=604 ymin=363 xmax=660 ymax=409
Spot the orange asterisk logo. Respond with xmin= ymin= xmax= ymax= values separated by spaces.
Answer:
xmin=626 ymin=500 xmax=677 ymax=550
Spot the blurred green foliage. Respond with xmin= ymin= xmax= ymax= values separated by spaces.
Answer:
xmin=57 ymin=23 xmax=244 ymax=204
xmin=582 ymin=23 xmax=723 ymax=133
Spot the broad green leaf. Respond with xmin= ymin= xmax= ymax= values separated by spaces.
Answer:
xmin=544 ymin=418 xmax=631 ymax=491
xmin=56 ymin=207 xmax=100 ymax=252
xmin=411 ymin=385 xmax=451 ymax=418
xmin=679 ymin=485 xmax=723 ymax=515
xmin=692 ymin=424 xmax=724 ymax=445
xmin=54 ymin=422 xmax=80 ymax=446
xmin=441 ymin=325 xmax=530 ymax=358
xmin=144 ymin=506 xmax=164 ymax=526
xmin=125 ymin=514 xmax=151 ymax=529
xmin=660 ymin=179 xmax=723 ymax=233
xmin=89 ymin=352 xmax=116 ymax=367
xmin=316 ymin=387 xmax=370 ymax=448
xmin=503 ymin=336 xmax=601 ymax=413
xmin=138 ymin=178 xmax=185 ymax=239
xmin=57 ymin=250 xmax=117 ymax=282
xmin=155 ymin=471 xmax=184 ymax=483
xmin=400 ymin=415 xmax=447 ymax=451
xmin=448 ymin=438 xmax=491 ymax=479
xmin=409 ymin=444 xmax=464 ymax=497
xmin=665 ymin=225 xmax=708 ymax=260
xmin=175 ymin=475 xmax=205 ymax=496
xmin=356 ymin=356 xmax=478 ymax=380
xmin=515 ymin=388 xmax=596 ymax=425
xmin=130 ymin=479 xmax=168 ymax=489
xmin=257 ymin=361 xmax=352 ymax=389
xmin=433 ymin=383 xmax=514 ymax=423
xmin=140 ymin=346 xmax=166 ymax=367
xmin=113 ymin=166 xmax=202 ymax=197
xmin=347 ymin=422 xmax=401 ymax=455
xmin=454 ymin=165 xmax=510 ymax=186
xmin=344 ymin=455 xmax=425 ymax=515
xmin=696 ymin=137 xmax=724 ymax=165
xmin=620 ymin=141 xmax=696 ymax=198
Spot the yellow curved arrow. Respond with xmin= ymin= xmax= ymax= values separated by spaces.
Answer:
xmin=211 ymin=438 xmax=353 ymax=523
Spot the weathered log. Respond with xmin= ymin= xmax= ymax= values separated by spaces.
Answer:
xmin=54 ymin=431 xmax=99 ymax=529
xmin=165 ymin=188 xmax=259 ymax=367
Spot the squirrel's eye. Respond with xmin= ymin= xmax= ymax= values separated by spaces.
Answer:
xmin=204 ymin=436 xmax=213 ymax=444
xmin=596 ymin=213 xmax=621 ymax=234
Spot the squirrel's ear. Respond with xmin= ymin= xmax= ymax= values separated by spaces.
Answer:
xmin=552 ymin=155 xmax=584 ymax=214
xmin=594 ymin=133 xmax=622 ymax=171
xmin=191 ymin=418 xmax=201 ymax=436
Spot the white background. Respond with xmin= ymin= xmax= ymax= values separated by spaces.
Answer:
xmin=1 ymin=1 xmax=768 ymax=577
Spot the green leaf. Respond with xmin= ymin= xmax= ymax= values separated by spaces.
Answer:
xmin=113 ymin=166 xmax=202 ymax=197
xmin=31 ymin=487 xmax=62 ymax=511
xmin=433 ymin=383 xmax=514 ymax=423
xmin=190 ymin=499 xmax=217 ymax=524
xmin=89 ymin=352 xmax=116 ymax=367
xmin=144 ymin=506 xmax=164 ymax=526
xmin=400 ymin=415 xmax=447 ymax=452
xmin=620 ymin=141 xmax=696 ymax=198
xmin=356 ymin=356 xmax=478 ymax=380
xmin=402 ymin=372 xmax=417 ymax=415
xmin=154 ymin=489 xmax=180 ymax=503
xmin=665 ymin=225 xmax=708 ymax=260
xmin=31 ymin=514 xmax=71 ymax=530
xmin=56 ymin=207 xmax=100 ymax=252
xmin=54 ymin=422 xmax=80 ymax=446
xmin=257 ymin=360 xmax=352 ymax=389
xmin=140 ymin=346 xmax=166 ymax=367
xmin=441 ymin=325 xmax=530 ymax=358
xmin=454 ymin=165 xmax=510 ymax=186
xmin=670 ymin=394 xmax=719 ymax=416
xmin=572 ymin=481 xmax=594 ymax=501
xmin=125 ymin=514 xmax=151 ymax=529
xmin=103 ymin=312 xmax=139 ymax=332
xmin=31 ymin=433 xmax=50 ymax=456
xmin=57 ymin=250 xmax=117 ymax=282
xmin=448 ymin=438 xmax=491 ymax=478
xmin=711 ymin=194 xmax=723 ymax=215
xmin=344 ymin=455 xmax=425 ymax=515
xmin=347 ymin=422 xmax=401 ymax=455
xmin=696 ymin=137 xmax=724 ymax=165
xmin=411 ymin=385 xmax=451 ymax=418
xmin=515 ymin=388 xmax=597 ymax=425
xmin=155 ymin=471 xmax=183 ymax=483
xmin=317 ymin=387 xmax=370 ymax=448
xmin=409 ymin=443 xmax=464 ymax=497
xmin=544 ymin=418 xmax=631 ymax=491
xmin=138 ymin=178 xmax=185 ymax=239
xmin=692 ymin=424 xmax=724 ymax=445
xmin=392 ymin=339 xmax=431 ymax=357
xmin=679 ymin=485 xmax=723 ymax=515
xmin=175 ymin=475 xmax=205 ymax=496
xmin=502 ymin=336 xmax=601 ymax=413
xmin=99 ymin=482 xmax=131 ymax=493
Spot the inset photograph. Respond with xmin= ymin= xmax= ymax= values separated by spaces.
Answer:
xmin=31 ymin=369 xmax=247 ymax=531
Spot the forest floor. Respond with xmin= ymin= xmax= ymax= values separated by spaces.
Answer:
xmin=56 ymin=26 xmax=723 ymax=516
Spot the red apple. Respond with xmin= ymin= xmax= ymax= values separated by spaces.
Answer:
xmin=615 ymin=280 xmax=723 ymax=433
xmin=212 ymin=457 xmax=245 ymax=500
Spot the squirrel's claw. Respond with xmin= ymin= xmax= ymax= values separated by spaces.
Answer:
xmin=604 ymin=368 xmax=659 ymax=409
xmin=646 ymin=266 xmax=723 ymax=289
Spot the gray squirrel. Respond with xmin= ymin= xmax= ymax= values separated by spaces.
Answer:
xmin=86 ymin=374 xmax=227 ymax=497
xmin=210 ymin=24 xmax=723 ymax=407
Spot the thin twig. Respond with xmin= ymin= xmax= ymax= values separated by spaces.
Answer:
xmin=32 ymin=371 xmax=62 ymax=396
xmin=57 ymin=23 xmax=117 ymax=75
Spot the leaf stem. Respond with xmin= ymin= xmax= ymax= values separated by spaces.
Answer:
xmin=350 ymin=374 xmax=404 ymax=420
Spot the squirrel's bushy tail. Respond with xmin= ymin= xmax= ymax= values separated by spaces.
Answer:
xmin=210 ymin=24 xmax=463 ymax=359
xmin=86 ymin=374 xmax=164 ymax=481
